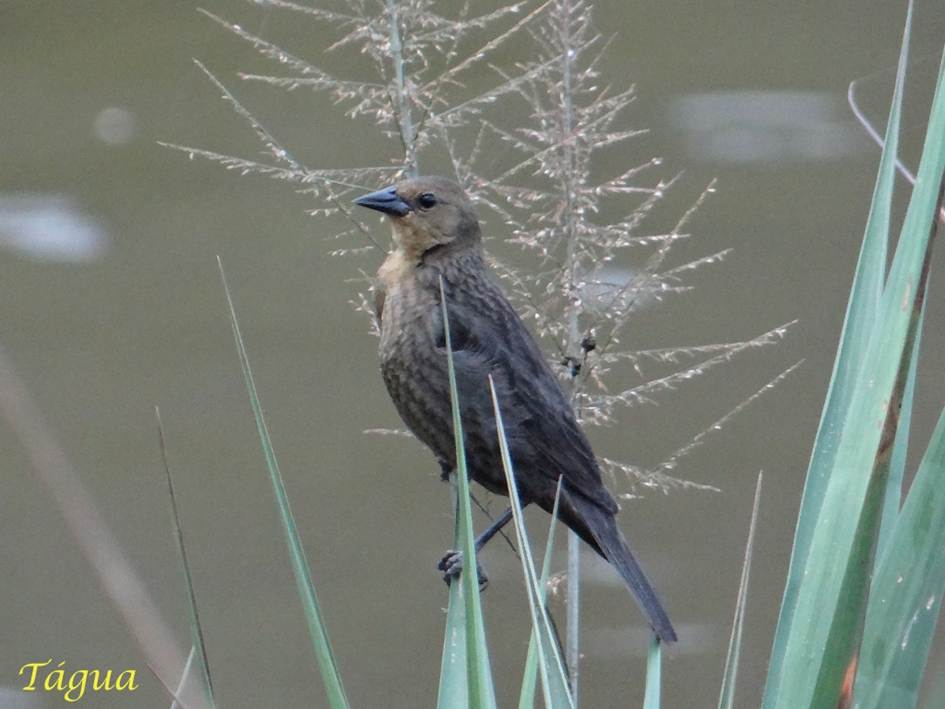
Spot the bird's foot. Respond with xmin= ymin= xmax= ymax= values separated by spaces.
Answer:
xmin=437 ymin=550 xmax=488 ymax=591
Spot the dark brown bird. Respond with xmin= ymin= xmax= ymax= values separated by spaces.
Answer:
xmin=355 ymin=176 xmax=676 ymax=643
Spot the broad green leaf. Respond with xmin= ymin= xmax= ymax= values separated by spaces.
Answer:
xmin=219 ymin=259 xmax=350 ymax=709
xmin=765 ymin=3 xmax=912 ymax=696
xmin=490 ymin=377 xmax=573 ymax=709
xmin=518 ymin=481 xmax=564 ymax=709
xmin=763 ymin=36 xmax=945 ymax=709
xmin=854 ymin=407 xmax=945 ymax=708
xmin=718 ymin=473 xmax=762 ymax=709
xmin=437 ymin=277 xmax=497 ymax=709
xmin=643 ymin=635 xmax=661 ymax=709
xmin=155 ymin=408 xmax=215 ymax=709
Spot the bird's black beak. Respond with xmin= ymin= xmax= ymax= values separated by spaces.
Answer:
xmin=353 ymin=186 xmax=412 ymax=217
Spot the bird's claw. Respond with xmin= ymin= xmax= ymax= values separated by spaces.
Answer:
xmin=437 ymin=550 xmax=488 ymax=591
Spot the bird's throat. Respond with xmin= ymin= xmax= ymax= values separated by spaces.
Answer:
xmin=377 ymin=248 xmax=418 ymax=291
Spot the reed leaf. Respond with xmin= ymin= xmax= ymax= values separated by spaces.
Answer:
xmin=763 ymin=13 xmax=945 ymax=704
xmin=642 ymin=635 xmax=661 ymax=709
xmin=436 ymin=276 xmax=497 ymax=709
xmin=218 ymin=257 xmax=350 ymax=709
xmin=765 ymin=6 xmax=912 ymax=695
xmin=717 ymin=473 xmax=762 ymax=709
xmin=489 ymin=376 xmax=573 ymax=709
xmin=518 ymin=480 xmax=564 ymax=709
xmin=155 ymin=408 xmax=215 ymax=709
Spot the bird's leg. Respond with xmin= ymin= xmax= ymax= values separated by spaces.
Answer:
xmin=438 ymin=506 xmax=516 ymax=590
xmin=438 ymin=459 xmax=452 ymax=482
xmin=473 ymin=506 xmax=514 ymax=553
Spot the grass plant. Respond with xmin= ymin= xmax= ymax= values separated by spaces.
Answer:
xmin=219 ymin=258 xmax=350 ymax=709
xmin=762 ymin=4 xmax=945 ymax=706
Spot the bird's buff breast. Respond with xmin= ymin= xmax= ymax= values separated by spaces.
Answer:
xmin=378 ymin=282 xmax=435 ymax=363
xmin=377 ymin=276 xmax=456 ymax=461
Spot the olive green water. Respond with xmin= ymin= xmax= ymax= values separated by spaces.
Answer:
xmin=2 ymin=1 xmax=944 ymax=707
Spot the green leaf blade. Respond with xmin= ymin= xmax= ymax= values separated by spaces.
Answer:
xmin=437 ymin=577 xmax=471 ymax=709
xmin=489 ymin=377 xmax=573 ymax=709
xmin=764 ymin=14 xmax=945 ymax=708
xmin=643 ymin=635 xmax=661 ymax=709
xmin=219 ymin=259 xmax=350 ymax=709
xmin=155 ymin=408 xmax=215 ymax=709
xmin=765 ymin=5 xmax=913 ymax=697
xmin=718 ymin=473 xmax=762 ymax=709
xmin=518 ymin=482 xmax=564 ymax=709
xmin=437 ymin=277 xmax=497 ymax=709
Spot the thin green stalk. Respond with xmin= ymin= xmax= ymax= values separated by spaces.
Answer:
xmin=565 ymin=531 xmax=580 ymax=704
xmin=171 ymin=646 xmax=196 ymax=709
xmin=490 ymin=376 xmax=573 ymax=709
xmin=386 ymin=0 xmax=417 ymax=176
xmin=155 ymin=408 xmax=215 ymax=709
xmin=518 ymin=479 xmax=564 ymax=709
xmin=218 ymin=257 xmax=350 ymax=709
xmin=718 ymin=473 xmax=763 ymax=709
xmin=558 ymin=0 xmax=584 ymax=699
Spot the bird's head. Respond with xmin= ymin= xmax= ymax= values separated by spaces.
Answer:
xmin=354 ymin=176 xmax=481 ymax=260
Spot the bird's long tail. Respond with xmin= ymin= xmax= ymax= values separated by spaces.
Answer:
xmin=562 ymin=489 xmax=677 ymax=643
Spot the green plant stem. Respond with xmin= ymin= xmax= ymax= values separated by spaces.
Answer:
xmin=558 ymin=0 xmax=584 ymax=700
xmin=171 ymin=646 xmax=196 ymax=709
xmin=718 ymin=473 xmax=763 ymax=709
xmin=155 ymin=408 xmax=215 ymax=708
xmin=386 ymin=0 xmax=417 ymax=177
xmin=491 ymin=378 xmax=573 ymax=708
xmin=565 ymin=531 xmax=580 ymax=700
xmin=518 ymin=481 xmax=565 ymax=708
xmin=643 ymin=635 xmax=661 ymax=709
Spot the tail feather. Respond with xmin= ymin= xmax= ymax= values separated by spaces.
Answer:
xmin=562 ymin=489 xmax=677 ymax=643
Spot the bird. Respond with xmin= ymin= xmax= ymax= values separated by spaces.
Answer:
xmin=354 ymin=175 xmax=676 ymax=643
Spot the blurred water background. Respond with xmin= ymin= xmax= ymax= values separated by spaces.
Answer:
xmin=2 ymin=1 xmax=944 ymax=707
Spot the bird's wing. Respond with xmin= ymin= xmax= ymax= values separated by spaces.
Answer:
xmin=433 ymin=286 xmax=618 ymax=514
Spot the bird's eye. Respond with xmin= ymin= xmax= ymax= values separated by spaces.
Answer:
xmin=417 ymin=192 xmax=437 ymax=209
